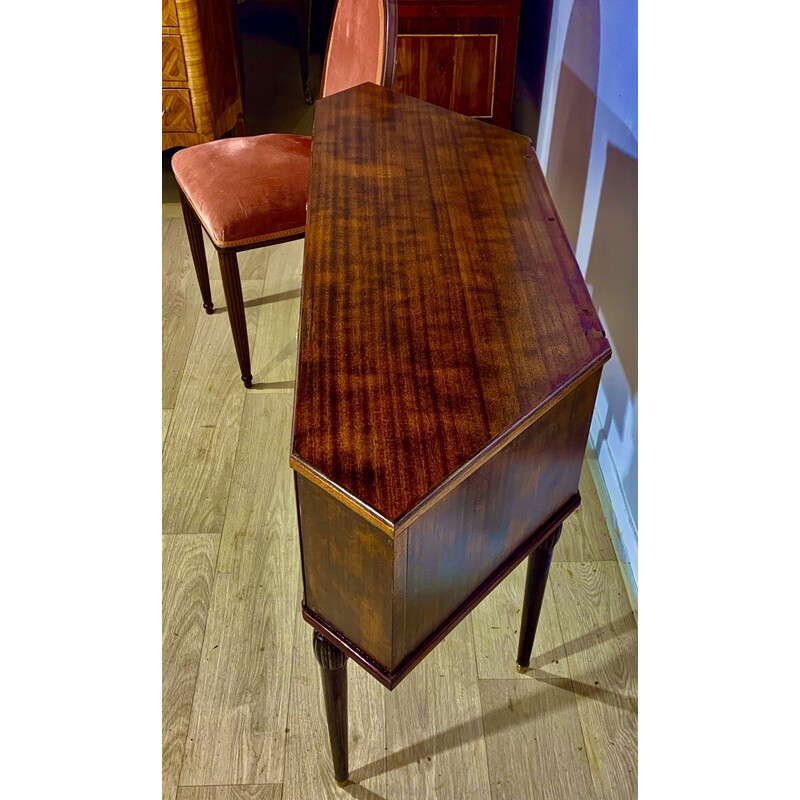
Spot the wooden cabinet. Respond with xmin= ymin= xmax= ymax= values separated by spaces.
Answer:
xmin=392 ymin=0 xmax=520 ymax=128
xmin=162 ymin=0 xmax=244 ymax=149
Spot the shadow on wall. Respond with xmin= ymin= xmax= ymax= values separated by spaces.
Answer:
xmin=586 ymin=144 xmax=638 ymax=521
xmin=545 ymin=0 xmax=599 ymax=250
xmin=511 ymin=0 xmax=554 ymax=143
xmin=586 ymin=145 xmax=638 ymax=399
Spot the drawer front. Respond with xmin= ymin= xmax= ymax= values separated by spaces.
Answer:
xmin=162 ymin=34 xmax=188 ymax=82
xmin=162 ymin=0 xmax=179 ymax=27
xmin=394 ymin=34 xmax=497 ymax=118
xmin=162 ymin=90 xmax=195 ymax=132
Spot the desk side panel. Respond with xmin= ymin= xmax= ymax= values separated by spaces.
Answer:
xmin=296 ymin=474 xmax=395 ymax=669
xmin=400 ymin=371 xmax=600 ymax=656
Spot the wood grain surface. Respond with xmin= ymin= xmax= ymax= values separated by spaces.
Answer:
xmin=177 ymin=787 xmax=282 ymax=800
xmin=162 ymin=279 xmax=261 ymax=533
xmin=163 ymin=534 xmax=221 ymax=800
xmin=180 ymin=393 xmax=299 ymax=786
xmin=384 ymin=617 xmax=492 ymax=799
xmin=550 ymin=562 xmax=638 ymax=798
xmin=293 ymin=83 xmax=610 ymax=526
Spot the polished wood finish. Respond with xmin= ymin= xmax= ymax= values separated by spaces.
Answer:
xmin=163 ymin=0 xmax=244 ymax=149
xmin=218 ymin=250 xmax=253 ymax=388
xmin=178 ymin=191 xmax=214 ymax=314
xmin=516 ymin=524 xmax=562 ymax=671
xmin=293 ymin=84 xmax=609 ymax=528
xmin=392 ymin=0 xmax=520 ymax=127
xmin=312 ymin=632 xmax=350 ymax=783
xmin=292 ymin=84 xmax=610 ymax=780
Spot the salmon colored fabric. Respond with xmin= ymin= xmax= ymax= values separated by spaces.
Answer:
xmin=172 ymin=134 xmax=312 ymax=247
xmin=321 ymin=0 xmax=385 ymax=97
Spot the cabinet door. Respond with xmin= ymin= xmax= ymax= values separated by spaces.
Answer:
xmin=395 ymin=33 xmax=497 ymax=119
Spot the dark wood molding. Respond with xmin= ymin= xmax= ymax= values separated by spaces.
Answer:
xmin=301 ymin=492 xmax=580 ymax=690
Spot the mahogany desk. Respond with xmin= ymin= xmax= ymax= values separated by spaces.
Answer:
xmin=290 ymin=82 xmax=611 ymax=784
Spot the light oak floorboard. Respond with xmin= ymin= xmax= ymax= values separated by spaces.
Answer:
xmin=479 ymin=678 xmax=595 ymax=800
xmin=164 ymin=409 xmax=173 ymax=448
xmin=384 ymin=617 xmax=492 ymax=800
xmin=162 ymin=279 xmax=262 ymax=534
xmin=177 ymin=786 xmax=282 ymax=800
xmin=551 ymin=562 xmax=638 ymax=799
xmin=180 ymin=393 xmax=300 ymax=786
xmin=249 ymin=240 xmax=303 ymax=390
xmin=163 ymin=535 xmax=221 ymax=800
xmin=471 ymin=563 xmax=568 ymax=681
xmin=553 ymin=462 xmax=616 ymax=562
xmin=163 ymin=218 xmax=203 ymax=409
xmin=283 ymin=605 xmax=387 ymax=800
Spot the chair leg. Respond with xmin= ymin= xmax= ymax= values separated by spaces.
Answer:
xmin=217 ymin=249 xmax=253 ymax=388
xmin=298 ymin=0 xmax=313 ymax=104
xmin=178 ymin=190 xmax=214 ymax=314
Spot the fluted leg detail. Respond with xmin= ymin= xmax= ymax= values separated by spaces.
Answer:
xmin=218 ymin=249 xmax=252 ymax=388
xmin=179 ymin=190 xmax=213 ymax=314
xmin=312 ymin=630 xmax=349 ymax=785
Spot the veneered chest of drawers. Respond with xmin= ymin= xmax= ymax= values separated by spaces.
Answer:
xmin=162 ymin=0 xmax=244 ymax=149
xmin=392 ymin=0 xmax=521 ymax=128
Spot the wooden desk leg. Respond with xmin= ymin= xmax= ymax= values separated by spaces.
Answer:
xmin=312 ymin=630 xmax=349 ymax=785
xmin=516 ymin=525 xmax=563 ymax=673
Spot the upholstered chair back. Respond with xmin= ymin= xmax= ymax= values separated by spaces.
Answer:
xmin=320 ymin=0 xmax=398 ymax=98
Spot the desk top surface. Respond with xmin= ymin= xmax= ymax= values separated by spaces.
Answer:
xmin=291 ymin=83 xmax=610 ymax=531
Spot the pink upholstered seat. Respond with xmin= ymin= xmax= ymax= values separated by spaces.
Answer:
xmin=172 ymin=134 xmax=311 ymax=248
xmin=173 ymin=0 xmax=397 ymax=387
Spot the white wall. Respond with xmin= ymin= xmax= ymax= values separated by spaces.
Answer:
xmin=522 ymin=0 xmax=638 ymax=588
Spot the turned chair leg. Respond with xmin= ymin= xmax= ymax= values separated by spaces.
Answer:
xmin=217 ymin=249 xmax=253 ymax=388
xmin=178 ymin=190 xmax=214 ymax=314
xmin=312 ymin=631 xmax=349 ymax=785
xmin=516 ymin=525 xmax=563 ymax=672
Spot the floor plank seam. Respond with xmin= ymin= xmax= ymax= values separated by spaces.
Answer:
xmin=549 ymin=574 xmax=596 ymax=795
xmin=175 ymin=536 xmax=224 ymax=793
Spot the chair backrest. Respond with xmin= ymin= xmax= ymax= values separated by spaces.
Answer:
xmin=320 ymin=0 xmax=398 ymax=99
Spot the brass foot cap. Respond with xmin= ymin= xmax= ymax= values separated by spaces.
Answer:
xmin=516 ymin=663 xmax=528 ymax=674
xmin=335 ymin=778 xmax=349 ymax=787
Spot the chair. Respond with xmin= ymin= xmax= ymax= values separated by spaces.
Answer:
xmin=172 ymin=0 xmax=398 ymax=387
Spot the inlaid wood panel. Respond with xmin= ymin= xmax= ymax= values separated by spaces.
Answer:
xmin=163 ymin=0 xmax=179 ymax=27
xmin=551 ymin=563 xmax=638 ymax=799
xmin=163 ymin=89 xmax=196 ymax=133
xmin=180 ymin=393 xmax=300 ymax=786
xmin=163 ymin=534 xmax=220 ymax=800
xmin=395 ymin=34 xmax=496 ymax=117
xmin=177 ymin=787 xmax=282 ymax=800
xmin=163 ymin=34 xmax=189 ymax=82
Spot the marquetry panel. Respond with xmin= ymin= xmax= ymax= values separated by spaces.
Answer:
xmin=163 ymin=0 xmax=179 ymax=27
xmin=163 ymin=35 xmax=188 ymax=82
xmin=395 ymin=34 xmax=497 ymax=118
xmin=163 ymin=90 xmax=195 ymax=132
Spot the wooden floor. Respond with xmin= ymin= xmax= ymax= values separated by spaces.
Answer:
xmin=162 ymin=224 xmax=638 ymax=800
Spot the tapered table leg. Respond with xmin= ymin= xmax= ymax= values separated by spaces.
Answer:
xmin=312 ymin=630 xmax=349 ymax=785
xmin=516 ymin=525 xmax=562 ymax=672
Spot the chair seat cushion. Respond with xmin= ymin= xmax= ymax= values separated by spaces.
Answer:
xmin=171 ymin=133 xmax=312 ymax=248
